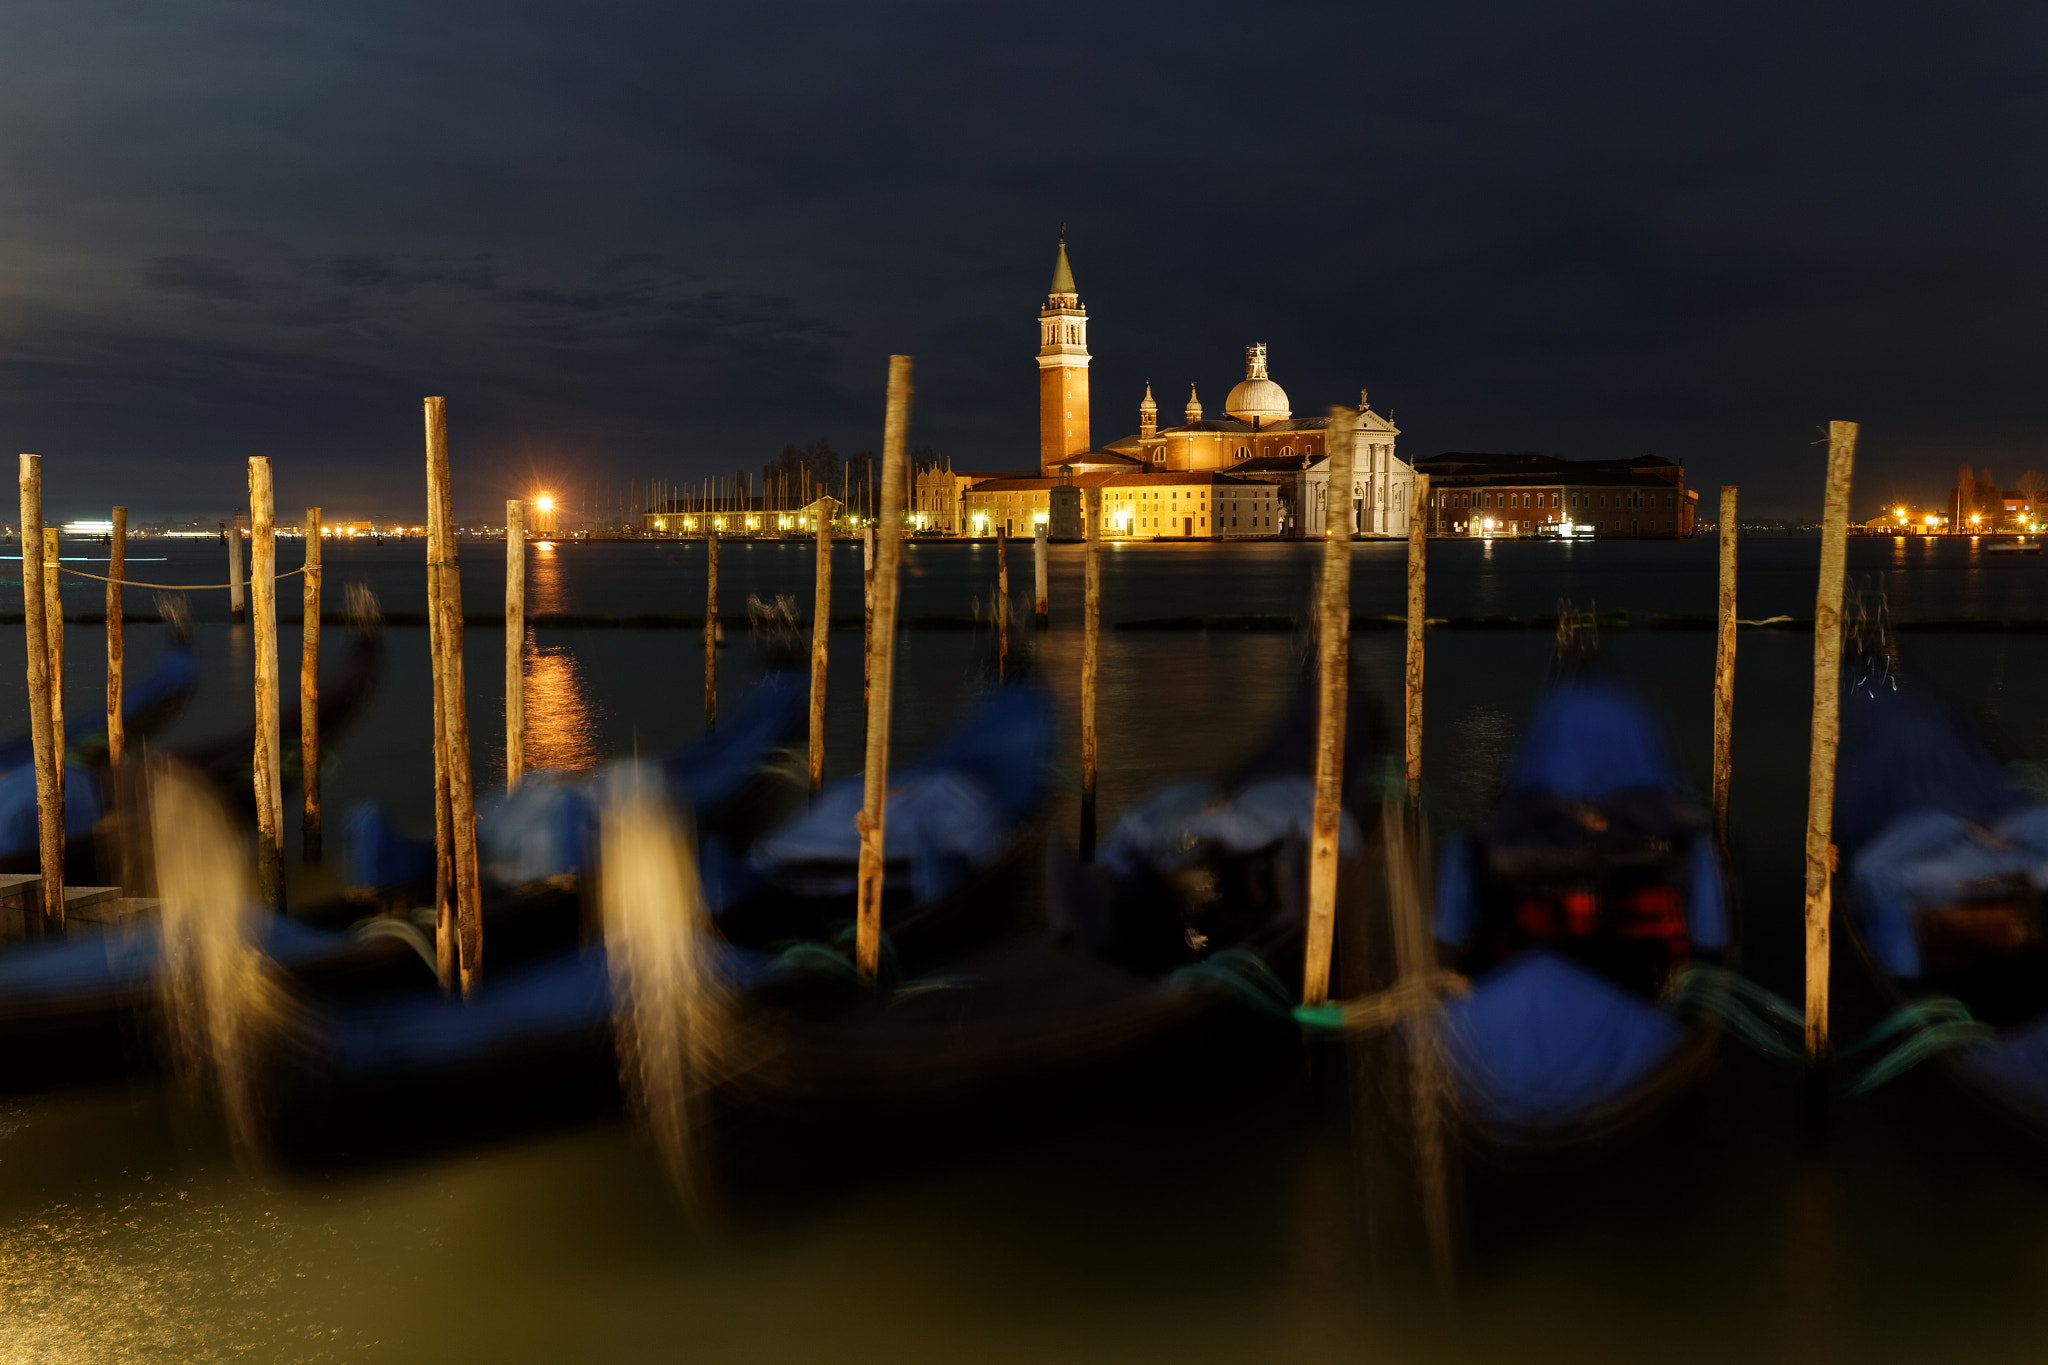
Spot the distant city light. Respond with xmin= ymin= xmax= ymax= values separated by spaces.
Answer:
xmin=62 ymin=520 xmax=114 ymax=534
xmin=535 ymin=494 xmax=555 ymax=513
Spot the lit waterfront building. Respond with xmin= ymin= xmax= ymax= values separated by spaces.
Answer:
xmin=960 ymin=467 xmax=1282 ymax=540
xmin=914 ymin=458 xmax=1035 ymax=534
xmin=1413 ymin=452 xmax=1698 ymax=538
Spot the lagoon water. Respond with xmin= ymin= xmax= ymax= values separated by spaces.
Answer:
xmin=5 ymin=531 xmax=2048 ymax=1361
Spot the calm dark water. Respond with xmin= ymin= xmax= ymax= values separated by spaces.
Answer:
xmin=4 ymin=532 xmax=2048 ymax=1361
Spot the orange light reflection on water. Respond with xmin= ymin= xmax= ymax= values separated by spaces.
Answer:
xmin=521 ymin=641 xmax=601 ymax=773
xmin=514 ymin=540 xmax=601 ymax=772
xmin=528 ymin=539 xmax=568 ymax=614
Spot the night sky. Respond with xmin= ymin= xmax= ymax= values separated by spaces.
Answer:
xmin=2 ymin=0 xmax=2042 ymax=522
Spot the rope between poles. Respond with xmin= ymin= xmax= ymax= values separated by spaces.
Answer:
xmin=52 ymin=564 xmax=307 ymax=590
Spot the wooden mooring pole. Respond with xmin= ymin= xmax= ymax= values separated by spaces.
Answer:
xmin=428 ymin=536 xmax=454 ymax=987
xmin=855 ymin=356 xmax=913 ymax=981
xmin=1301 ymin=408 xmax=1358 ymax=1007
xmin=424 ymin=397 xmax=484 ymax=994
xmin=863 ymin=524 xmax=875 ymax=720
xmin=1385 ymin=797 xmax=1458 ymax=1285
xmin=1405 ymin=474 xmax=1429 ymax=805
xmin=704 ymin=527 xmax=719 ymax=732
xmin=18 ymin=455 xmax=62 ymax=935
xmin=1713 ymin=486 xmax=1738 ymax=846
xmin=249 ymin=459 xmax=284 ymax=908
xmin=1803 ymin=424 xmax=1856 ymax=1060
xmin=996 ymin=524 xmax=1010 ymax=681
xmin=227 ymin=515 xmax=245 ymax=621
xmin=43 ymin=528 xmax=64 ymax=847
xmin=809 ymin=495 xmax=835 ymax=795
xmin=1080 ymin=486 xmax=1102 ymax=859
xmin=106 ymin=506 xmax=126 ymax=766
xmin=505 ymin=499 xmax=525 ymax=792
xmin=301 ymin=507 xmax=323 ymax=862
xmin=1033 ymin=520 xmax=1049 ymax=627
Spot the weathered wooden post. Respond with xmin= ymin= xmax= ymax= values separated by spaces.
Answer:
xmin=106 ymin=506 xmax=126 ymax=765
xmin=301 ymin=507 xmax=324 ymax=862
xmin=854 ymin=357 xmax=913 ymax=981
xmin=17 ymin=455 xmax=62 ymax=934
xmin=704 ymin=527 xmax=719 ymax=732
xmin=1384 ymin=797 xmax=1457 ymax=1285
xmin=505 ymin=498 xmax=526 ymax=792
xmin=248 ymin=459 xmax=284 ymax=907
xmin=863 ymin=524 xmax=875 ymax=719
xmin=1405 ymin=474 xmax=1429 ymax=804
xmin=1713 ymin=486 xmax=1739 ymax=846
xmin=809 ymin=495 xmax=836 ymax=795
xmin=1804 ymin=425 xmax=1856 ymax=1059
xmin=1302 ymin=407 xmax=1359 ymax=1008
xmin=430 ymin=539 xmax=455 ymax=988
xmin=43 ymin=528 xmax=64 ymax=841
xmin=1080 ymin=485 xmax=1102 ymax=859
xmin=227 ymin=515 xmax=245 ymax=622
xmin=1033 ymin=520 xmax=1049 ymax=627
xmin=424 ymin=397 xmax=484 ymax=993
xmin=996 ymin=523 xmax=1010 ymax=681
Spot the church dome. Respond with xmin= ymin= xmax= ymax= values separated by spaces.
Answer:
xmin=1225 ymin=376 xmax=1290 ymax=423
xmin=1224 ymin=342 xmax=1290 ymax=423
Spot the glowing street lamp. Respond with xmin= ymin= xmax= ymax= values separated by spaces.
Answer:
xmin=529 ymin=491 xmax=559 ymax=537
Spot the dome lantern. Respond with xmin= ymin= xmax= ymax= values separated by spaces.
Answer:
xmin=1225 ymin=343 xmax=1291 ymax=423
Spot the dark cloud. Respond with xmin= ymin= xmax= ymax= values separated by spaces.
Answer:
xmin=143 ymin=255 xmax=260 ymax=302
xmin=2 ymin=0 xmax=2044 ymax=519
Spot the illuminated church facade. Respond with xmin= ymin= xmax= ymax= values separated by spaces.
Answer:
xmin=1034 ymin=232 xmax=1417 ymax=537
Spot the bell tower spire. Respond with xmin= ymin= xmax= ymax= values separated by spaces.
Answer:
xmin=1037 ymin=225 xmax=1091 ymax=474
xmin=1139 ymin=381 xmax=1157 ymax=438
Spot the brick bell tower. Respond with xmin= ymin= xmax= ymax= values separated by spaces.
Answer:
xmin=1037 ymin=226 xmax=1091 ymax=474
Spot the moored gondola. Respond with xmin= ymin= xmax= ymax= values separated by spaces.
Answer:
xmin=0 ymin=621 xmax=381 ymax=888
xmin=0 ymin=666 xmax=825 ymax=1093
xmin=255 ymin=675 xmax=1389 ymax=1172
xmin=1835 ymin=672 xmax=2048 ymax=1134
xmin=1430 ymin=672 xmax=1734 ymax=1152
